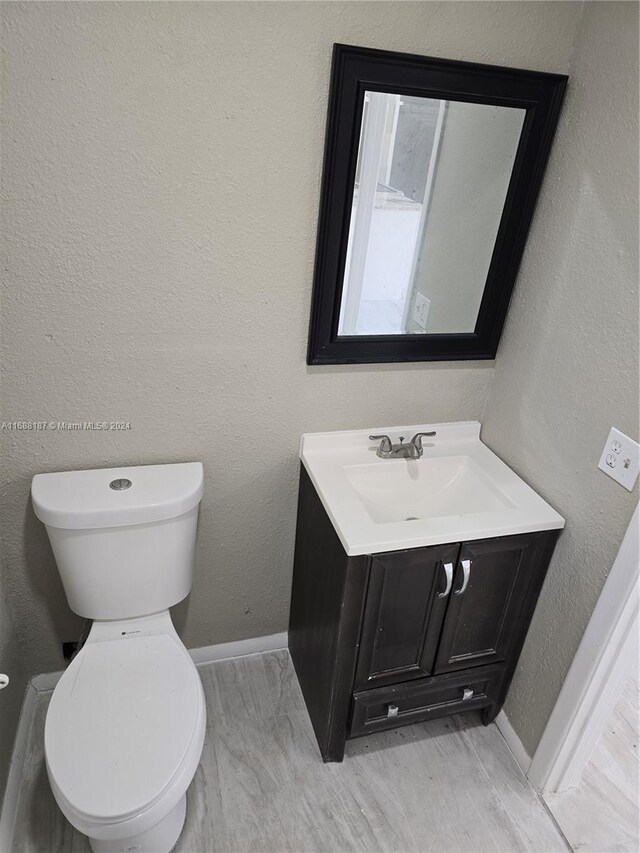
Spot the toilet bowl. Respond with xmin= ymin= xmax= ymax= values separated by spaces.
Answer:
xmin=32 ymin=462 xmax=205 ymax=853
xmin=45 ymin=612 xmax=206 ymax=852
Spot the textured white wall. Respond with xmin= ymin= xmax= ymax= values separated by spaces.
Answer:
xmin=482 ymin=1 xmax=639 ymax=756
xmin=0 ymin=1 xmax=581 ymax=682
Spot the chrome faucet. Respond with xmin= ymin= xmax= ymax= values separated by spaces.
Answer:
xmin=369 ymin=432 xmax=436 ymax=459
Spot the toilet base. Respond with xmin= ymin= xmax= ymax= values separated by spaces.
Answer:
xmin=88 ymin=795 xmax=187 ymax=853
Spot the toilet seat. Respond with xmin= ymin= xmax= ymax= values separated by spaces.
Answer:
xmin=45 ymin=629 xmax=204 ymax=828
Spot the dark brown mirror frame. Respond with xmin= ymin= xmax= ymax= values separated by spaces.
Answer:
xmin=307 ymin=44 xmax=568 ymax=365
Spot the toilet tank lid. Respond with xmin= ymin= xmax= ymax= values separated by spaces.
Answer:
xmin=31 ymin=462 xmax=204 ymax=529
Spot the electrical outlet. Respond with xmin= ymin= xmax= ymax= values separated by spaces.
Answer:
xmin=412 ymin=292 xmax=431 ymax=330
xmin=597 ymin=427 xmax=640 ymax=491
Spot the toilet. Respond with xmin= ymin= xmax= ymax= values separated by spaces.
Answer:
xmin=31 ymin=461 xmax=206 ymax=853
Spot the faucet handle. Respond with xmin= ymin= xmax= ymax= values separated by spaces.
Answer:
xmin=410 ymin=431 xmax=436 ymax=452
xmin=369 ymin=434 xmax=392 ymax=453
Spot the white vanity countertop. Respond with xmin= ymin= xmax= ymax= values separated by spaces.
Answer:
xmin=300 ymin=421 xmax=564 ymax=556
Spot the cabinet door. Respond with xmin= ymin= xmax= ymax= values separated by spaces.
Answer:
xmin=354 ymin=544 xmax=460 ymax=690
xmin=434 ymin=534 xmax=544 ymax=674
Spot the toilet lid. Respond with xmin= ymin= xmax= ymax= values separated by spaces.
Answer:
xmin=45 ymin=634 xmax=202 ymax=823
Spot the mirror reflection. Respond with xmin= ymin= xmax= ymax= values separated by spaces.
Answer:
xmin=338 ymin=92 xmax=526 ymax=336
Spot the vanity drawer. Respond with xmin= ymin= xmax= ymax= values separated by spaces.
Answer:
xmin=349 ymin=667 xmax=502 ymax=738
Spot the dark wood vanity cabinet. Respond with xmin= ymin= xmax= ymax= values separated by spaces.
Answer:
xmin=289 ymin=467 xmax=560 ymax=762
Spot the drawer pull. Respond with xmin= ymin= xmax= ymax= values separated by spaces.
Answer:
xmin=462 ymin=688 xmax=474 ymax=701
xmin=437 ymin=562 xmax=454 ymax=598
xmin=387 ymin=703 xmax=399 ymax=717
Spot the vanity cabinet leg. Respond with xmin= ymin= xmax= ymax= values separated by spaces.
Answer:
xmin=481 ymin=703 xmax=502 ymax=725
xmin=320 ymin=736 xmax=347 ymax=763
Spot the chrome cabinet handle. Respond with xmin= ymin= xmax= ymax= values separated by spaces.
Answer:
xmin=454 ymin=559 xmax=471 ymax=595
xmin=462 ymin=688 xmax=474 ymax=701
xmin=387 ymin=703 xmax=399 ymax=717
xmin=437 ymin=562 xmax=454 ymax=598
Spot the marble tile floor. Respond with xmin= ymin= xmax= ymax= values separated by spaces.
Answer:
xmin=543 ymin=668 xmax=640 ymax=853
xmin=9 ymin=650 xmax=570 ymax=853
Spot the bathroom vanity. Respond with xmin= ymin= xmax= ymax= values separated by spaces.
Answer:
xmin=288 ymin=423 xmax=564 ymax=762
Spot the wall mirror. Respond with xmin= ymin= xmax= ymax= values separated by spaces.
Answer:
xmin=307 ymin=45 xmax=567 ymax=364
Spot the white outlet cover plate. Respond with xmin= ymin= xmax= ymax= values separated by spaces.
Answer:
xmin=413 ymin=293 xmax=431 ymax=330
xmin=597 ymin=427 xmax=640 ymax=492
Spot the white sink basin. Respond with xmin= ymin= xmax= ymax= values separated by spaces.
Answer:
xmin=343 ymin=455 xmax=514 ymax=524
xmin=300 ymin=422 xmax=564 ymax=555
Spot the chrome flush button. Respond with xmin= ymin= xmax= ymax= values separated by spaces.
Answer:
xmin=109 ymin=478 xmax=132 ymax=491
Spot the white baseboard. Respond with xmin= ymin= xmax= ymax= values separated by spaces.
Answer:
xmin=0 ymin=631 xmax=288 ymax=846
xmin=189 ymin=632 xmax=288 ymax=666
xmin=0 ymin=683 xmax=38 ymax=852
xmin=31 ymin=670 xmax=64 ymax=693
xmin=496 ymin=709 xmax=531 ymax=775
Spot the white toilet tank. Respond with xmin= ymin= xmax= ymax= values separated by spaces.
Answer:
xmin=31 ymin=462 xmax=204 ymax=621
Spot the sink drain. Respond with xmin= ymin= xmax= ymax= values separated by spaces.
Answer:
xmin=405 ymin=516 xmax=418 ymax=521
